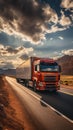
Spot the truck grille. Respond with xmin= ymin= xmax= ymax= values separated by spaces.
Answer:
xmin=46 ymin=84 xmax=56 ymax=89
xmin=44 ymin=76 xmax=56 ymax=82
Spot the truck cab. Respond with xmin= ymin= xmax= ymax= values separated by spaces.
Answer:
xmin=32 ymin=58 xmax=61 ymax=91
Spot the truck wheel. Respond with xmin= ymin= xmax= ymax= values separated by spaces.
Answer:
xmin=33 ymin=81 xmax=37 ymax=92
xmin=25 ymin=80 xmax=29 ymax=87
xmin=16 ymin=78 xmax=19 ymax=83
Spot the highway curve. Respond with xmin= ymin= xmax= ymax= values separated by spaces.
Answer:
xmin=37 ymin=88 xmax=73 ymax=120
xmin=6 ymin=77 xmax=73 ymax=130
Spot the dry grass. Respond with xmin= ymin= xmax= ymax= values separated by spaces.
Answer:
xmin=60 ymin=75 xmax=73 ymax=86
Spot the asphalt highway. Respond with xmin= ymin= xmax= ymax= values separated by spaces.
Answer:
xmin=6 ymin=77 xmax=73 ymax=130
xmin=37 ymin=88 xmax=73 ymax=120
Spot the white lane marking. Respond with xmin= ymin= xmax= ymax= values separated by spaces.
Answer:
xmin=59 ymin=90 xmax=73 ymax=96
xmin=6 ymin=77 xmax=42 ymax=99
xmin=6 ymin=77 xmax=73 ymax=124
xmin=20 ymin=87 xmax=73 ymax=124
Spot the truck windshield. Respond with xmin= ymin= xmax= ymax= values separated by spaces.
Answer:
xmin=40 ymin=62 xmax=59 ymax=72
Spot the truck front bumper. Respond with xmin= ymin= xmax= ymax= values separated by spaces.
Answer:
xmin=38 ymin=81 xmax=60 ymax=91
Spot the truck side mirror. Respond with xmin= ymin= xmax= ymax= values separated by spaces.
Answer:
xmin=59 ymin=65 xmax=61 ymax=72
xmin=35 ymin=65 xmax=40 ymax=72
xmin=37 ymin=65 xmax=40 ymax=72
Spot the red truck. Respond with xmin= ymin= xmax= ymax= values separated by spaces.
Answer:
xmin=16 ymin=57 xmax=61 ymax=92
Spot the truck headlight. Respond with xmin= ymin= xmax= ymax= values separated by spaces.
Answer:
xmin=38 ymin=82 xmax=43 ymax=87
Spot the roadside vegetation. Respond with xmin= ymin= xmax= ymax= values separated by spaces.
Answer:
xmin=60 ymin=75 xmax=73 ymax=86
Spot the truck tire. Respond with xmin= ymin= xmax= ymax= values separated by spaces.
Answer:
xmin=25 ymin=80 xmax=29 ymax=88
xmin=33 ymin=81 xmax=37 ymax=92
xmin=16 ymin=78 xmax=20 ymax=83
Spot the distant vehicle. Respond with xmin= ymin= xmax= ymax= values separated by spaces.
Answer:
xmin=16 ymin=57 xmax=61 ymax=92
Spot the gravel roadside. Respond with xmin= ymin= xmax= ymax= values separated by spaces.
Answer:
xmin=0 ymin=76 xmax=36 ymax=130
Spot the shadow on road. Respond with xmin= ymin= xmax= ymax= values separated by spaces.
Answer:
xmin=18 ymin=81 xmax=73 ymax=120
xmin=37 ymin=90 xmax=73 ymax=120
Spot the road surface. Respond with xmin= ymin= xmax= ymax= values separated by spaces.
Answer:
xmin=6 ymin=77 xmax=73 ymax=130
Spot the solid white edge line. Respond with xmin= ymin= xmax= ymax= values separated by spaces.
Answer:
xmin=6 ymin=77 xmax=73 ymax=124
xmin=59 ymin=90 xmax=73 ymax=96
xmin=22 ymin=88 xmax=73 ymax=124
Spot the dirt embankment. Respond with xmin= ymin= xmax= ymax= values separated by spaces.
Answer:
xmin=0 ymin=76 xmax=24 ymax=130
xmin=0 ymin=76 xmax=37 ymax=130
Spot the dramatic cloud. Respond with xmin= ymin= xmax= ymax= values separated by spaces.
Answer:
xmin=61 ymin=0 xmax=73 ymax=9
xmin=0 ymin=44 xmax=34 ymax=56
xmin=61 ymin=49 xmax=73 ymax=55
xmin=0 ymin=44 xmax=34 ymax=68
xmin=59 ymin=11 xmax=72 ymax=26
xmin=0 ymin=0 xmax=72 ymax=44
xmin=0 ymin=0 xmax=73 ymax=69
xmin=50 ymin=38 xmax=53 ymax=41
xmin=0 ymin=57 xmax=24 ymax=69
xmin=47 ymin=24 xmax=67 ymax=34
xmin=0 ymin=61 xmax=14 ymax=69
xmin=58 ymin=36 xmax=64 ymax=40
xmin=0 ymin=0 xmax=58 ymax=43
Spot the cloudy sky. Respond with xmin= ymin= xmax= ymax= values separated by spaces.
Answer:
xmin=0 ymin=0 xmax=73 ymax=69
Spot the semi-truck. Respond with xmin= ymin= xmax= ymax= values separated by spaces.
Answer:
xmin=16 ymin=57 xmax=61 ymax=92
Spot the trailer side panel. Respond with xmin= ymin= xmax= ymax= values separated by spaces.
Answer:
xmin=16 ymin=58 xmax=32 ymax=80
